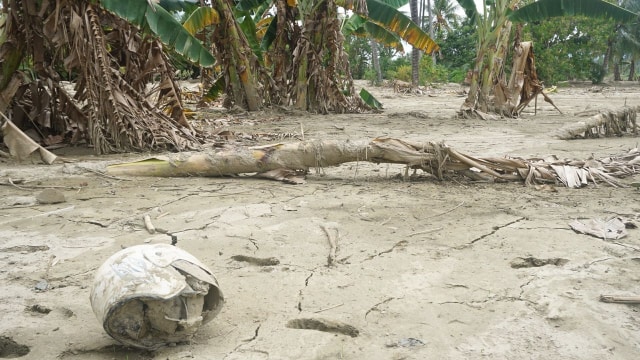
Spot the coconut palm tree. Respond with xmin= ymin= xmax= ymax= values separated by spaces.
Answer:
xmin=432 ymin=0 xmax=460 ymax=35
xmin=618 ymin=0 xmax=640 ymax=80
xmin=410 ymin=0 xmax=420 ymax=86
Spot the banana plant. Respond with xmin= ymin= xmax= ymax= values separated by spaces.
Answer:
xmin=100 ymin=0 xmax=216 ymax=66
xmin=346 ymin=0 xmax=441 ymax=54
xmin=457 ymin=0 xmax=637 ymax=116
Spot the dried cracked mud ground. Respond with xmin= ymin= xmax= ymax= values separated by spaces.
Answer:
xmin=1 ymin=81 xmax=639 ymax=359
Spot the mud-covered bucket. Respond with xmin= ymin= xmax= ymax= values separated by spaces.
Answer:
xmin=90 ymin=244 xmax=223 ymax=349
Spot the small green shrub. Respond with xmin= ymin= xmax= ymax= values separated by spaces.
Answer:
xmin=395 ymin=65 xmax=412 ymax=83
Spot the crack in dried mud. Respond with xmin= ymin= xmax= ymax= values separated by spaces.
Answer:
xmin=456 ymin=217 xmax=525 ymax=249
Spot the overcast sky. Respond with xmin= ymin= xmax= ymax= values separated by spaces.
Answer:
xmin=399 ymin=0 xmax=484 ymax=17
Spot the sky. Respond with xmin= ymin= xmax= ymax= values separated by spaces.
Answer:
xmin=399 ymin=0 xmax=484 ymax=18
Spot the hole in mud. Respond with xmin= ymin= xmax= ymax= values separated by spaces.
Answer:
xmin=0 ymin=336 xmax=30 ymax=358
xmin=510 ymin=257 xmax=569 ymax=269
xmin=25 ymin=304 xmax=51 ymax=314
xmin=58 ymin=345 xmax=154 ymax=359
xmin=0 ymin=245 xmax=49 ymax=253
xmin=286 ymin=318 xmax=359 ymax=337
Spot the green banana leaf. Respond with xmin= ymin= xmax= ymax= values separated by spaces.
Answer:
xmin=238 ymin=14 xmax=264 ymax=61
xmin=158 ymin=0 xmax=198 ymax=12
xmin=508 ymin=0 xmax=638 ymax=23
xmin=339 ymin=0 xmax=440 ymax=54
xmin=363 ymin=22 xmax=404 ymax=52
xmin=100 ymin=0 xmax=216 ymax=67
xmin=359 ymin=88 xmax=383 ymax=110
xmin=366 ymin=0 xmax=439 ymax=54
xmin=183 ymin=7 xmax=220 ymax=35
xmin=260 ymin=15 xmax=278 ymax=51
xmin=342 ymin=13 xmax=368 ymax=34
xmin=455 ymin=0 xmax=479 ymax=24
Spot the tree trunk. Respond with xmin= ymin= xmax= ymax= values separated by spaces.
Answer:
xmin=290 ymin=0 xmax=365 ymax=113
xmin=410 ymin=0 xmax=420 ymax=87
xmin=212 ymin=0 xmax=262 ymax=111
xmin=462 ymin=18 xmax=512 ymax=114
xmin=271 ymin=0 xmax=297 ymax=105
xmin=106 ymin=136 xmax=637 ymax=188
xmin=428 ymin=0 xmax=436 ymax=64
xmin=370 ymin=39 xmax=383 ymax=85
xmin=614 ymin=61 xmax=621 ymax=81
xmin=628 ymin=57 xmax=636 ymax=81
xmin=600 ymin=38 xmax=614 ymax=83
xmin=555 ymin=106 xmax=639 ymax=139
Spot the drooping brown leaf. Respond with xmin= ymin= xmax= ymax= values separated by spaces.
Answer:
xmin=0 ymin=0 xmax=199 ymax=154
xmin=1 ymin=118 xmax=57 ymax=164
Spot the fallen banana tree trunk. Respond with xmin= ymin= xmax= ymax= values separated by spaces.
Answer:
xmin=107 ymin=137 xmax=640 ymax=188
xmin=107 ymin=138 xmax=441 ymax=177
xmin=555 ymin=106 xmax=639 ymax=140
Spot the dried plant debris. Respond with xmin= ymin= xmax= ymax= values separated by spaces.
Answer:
xmin=286 ymin=318 xmax=359 ymax=337
xmin=555 ymin=106 xmax=639 ymax=139
xmin=568 ymin=217 xmax=634 ymax=240
xmin=2 ymin=2 xmax=197 ymax=154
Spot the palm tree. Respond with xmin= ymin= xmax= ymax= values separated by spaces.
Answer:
xmin=432 ymin=0 xmax=459 ymax=35
xmin=410 ymin=0 xmax=421 ymax=86
xmin=618 ymin=0 xmax=640 ymax=80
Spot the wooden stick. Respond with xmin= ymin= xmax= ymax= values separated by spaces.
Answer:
xmin=320 ymin=224 xmax=338 ymax=266
xmin=600 ymin=295 xmax=640 ymax=304
xmin=143 ymin=214 xmax=156 ymax=234
xmin=313 ymin=303 xmax=344 ymax=313
xmin=408 ymin=227 xmax=443 ymax=237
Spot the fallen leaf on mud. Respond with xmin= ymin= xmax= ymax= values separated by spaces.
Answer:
xmin=569 ymin=217 xmax=628 ymax=240
xmin=1 ymin=118 xmax=57 ymax=164
xmin=34 ymin=280 xmax=49 ymax=292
